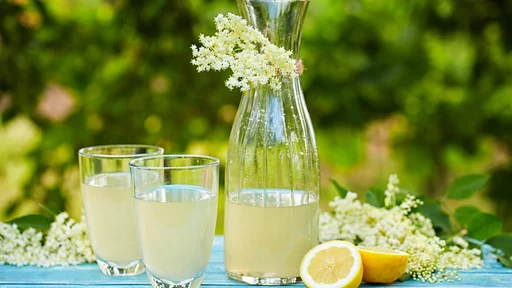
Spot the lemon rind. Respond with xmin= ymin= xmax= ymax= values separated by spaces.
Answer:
xmin=357 ymin=246 xmax=409 ymax=256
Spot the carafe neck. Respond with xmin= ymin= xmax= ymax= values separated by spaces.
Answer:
xmin=237 ymin=0 xmax=309 ymax=59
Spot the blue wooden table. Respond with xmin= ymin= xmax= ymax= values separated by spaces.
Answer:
xmin=1 ymin=236 xmax=511 ymax=287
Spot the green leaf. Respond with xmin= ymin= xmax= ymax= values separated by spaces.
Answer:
xmin=416 ymin=197 xmax=452 ymax=233
xmin=497 ymin=255 xmax=512 ymax=268
xmin=7 ymin=214 xmax=52 ymax=231
xmin=366 ymin=187 xmax=385 ymax=208
xmin=467 ymin=212 xmax=503 ymax=241
xmin=445 ymin=174 xmax=490 ymax=200
xmin=39 ymin=203 xmax=61 ymax=219
xmin=454 ymin=205 xmax=480 ymax=225
xmin=486 ymin=233 xmax=512 ymax=256
xmin=329 ymin=178 xmax=348 ymax=198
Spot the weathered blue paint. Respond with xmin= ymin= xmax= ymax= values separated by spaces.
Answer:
xmin=0 ymin=236 xmax=510 ymax=287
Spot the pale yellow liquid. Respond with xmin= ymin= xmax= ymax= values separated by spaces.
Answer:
xmin=225 ymin=190 xmax=319 ymax=278
xmin=81 ymin=172 xmax=141 ymax=266
xmin=134 ymin=185 xmax=218 ymax=282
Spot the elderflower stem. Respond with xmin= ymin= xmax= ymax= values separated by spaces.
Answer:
xmin=440 ymin=200 xmax=464 ymax=232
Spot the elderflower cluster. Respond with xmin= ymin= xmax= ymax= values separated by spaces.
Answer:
xmin=0 ymin=213 xmax=95 ymax=267
xmin=320 ymin=174 xmax=483 ymax=283
xmin=191 ymin=13 xmax=297 ymax=92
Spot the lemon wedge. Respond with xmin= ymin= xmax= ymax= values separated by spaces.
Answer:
xmin=300 ymin=241 xmax=363 ymax=288
xmin=357 ymin=246 xmax=409 ymax=284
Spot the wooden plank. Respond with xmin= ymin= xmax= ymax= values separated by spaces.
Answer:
xmin=0 ymin=236 xmax=511 ymax=287
xmin=0 ymin=286 xmax=503 ymax=288
xmin=1 ymin=261 xmax=510 ymax=286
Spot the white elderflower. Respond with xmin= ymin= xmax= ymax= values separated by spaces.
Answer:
xmin=191 ymin=13 xmax=298 ymax=92
xmin=320 ymin=174 xmax=484 ymax=283
xmin=452 ymin=236 xmax=469 ymax=249
xmin=399 ymin=194 xmax=423 ymax=215
xmin=385 ymin=174 xmax=400 ymax=207
xmin=409 ymin=213 xmax=436 ymax=237
xmin=0 ymin=213 xmax=94 ymax=267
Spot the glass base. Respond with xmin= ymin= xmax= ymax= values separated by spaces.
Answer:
xmin=146 ymin=269 xmax=204 ymax=288
xmin=227 ymin=272 xmax=300 ymax=286
xmin=96 ymin=258 xmax=145 ymax=276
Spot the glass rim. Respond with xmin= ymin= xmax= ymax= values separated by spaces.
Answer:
xmin=129 ymin=154 xmax=220 ymax=170
xmin=78 ymin=144 xmax=164 ymax=159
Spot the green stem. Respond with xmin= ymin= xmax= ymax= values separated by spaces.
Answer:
xmin=441 ymin=199 xmax=464 ymax=232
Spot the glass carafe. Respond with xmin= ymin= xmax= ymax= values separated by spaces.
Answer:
xmin=224 ymin=0 xmax=320 ymax=285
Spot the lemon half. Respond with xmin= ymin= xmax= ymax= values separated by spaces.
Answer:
xmin=300 ymin=241 xmax=363 ymax=288
xmin=357 ymin=246 xmax=409 ymax=284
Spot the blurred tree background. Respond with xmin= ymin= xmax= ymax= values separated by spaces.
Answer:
xmin=1 ymin=0 xmax=511 ymax=232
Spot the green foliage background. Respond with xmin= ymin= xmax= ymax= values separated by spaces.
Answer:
xmin=1 ymin=0 xmax=512 ymax=232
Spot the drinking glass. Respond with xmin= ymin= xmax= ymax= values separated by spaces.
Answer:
xmin=130 ymin=155 xmax=219 ymax=288
xmin=78 ymin=144 xmax=164 ymax=276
